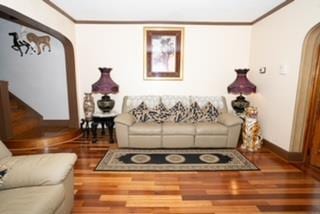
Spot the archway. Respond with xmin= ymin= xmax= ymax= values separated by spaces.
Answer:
xmin=0 ymin=4 xmax=79 ymax=128
xmin=290 ymin=23 xmax=320 ymax=159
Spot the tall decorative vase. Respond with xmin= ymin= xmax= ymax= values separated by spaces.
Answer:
xmin=83 ymin=93 xmax=95 ymax=120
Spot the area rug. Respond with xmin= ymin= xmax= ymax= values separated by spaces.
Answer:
xmin=96 ymin=149 xmax=258 ymax=171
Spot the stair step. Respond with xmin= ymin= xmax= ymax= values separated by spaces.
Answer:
xmin=11 ymin=109 xmax=35 ymax=122
xmin=12 ymin=116 xmax=42 ymax=136
xmin=8 ymin=92 xmax=43 ymax=137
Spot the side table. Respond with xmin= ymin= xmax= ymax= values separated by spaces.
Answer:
xmin=91 ymin=111 xmax=118 ymax=143
xmin=80 ymin=118 xmax=93 ymax=138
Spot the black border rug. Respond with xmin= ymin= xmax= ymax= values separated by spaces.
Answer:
xmin=96 ymin=149 xmax=259 ymax=171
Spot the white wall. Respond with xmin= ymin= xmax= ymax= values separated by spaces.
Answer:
xmin=249 ymin=0 xmax=320 ymax=151
xmin=0 ymin=0 xmax=75 ymax=43
xmin=75 ymin=24 xmax=252 ymax=118
xmin=0 ymin=18 xmax=69 ymax=119
xmin=4 ymin=1 xmax=316 ymax=152
xmin=0 ymin=0 xmax=77 ymax=120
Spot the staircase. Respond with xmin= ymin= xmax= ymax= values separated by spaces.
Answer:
xmin=9 ymin=93 xmax=43 ymax=137
xmin=0 ymin=81 xmax=81 ymax=150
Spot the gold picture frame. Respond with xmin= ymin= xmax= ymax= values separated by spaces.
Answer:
xmin=144 ymin=27 xmax=184 ymax=80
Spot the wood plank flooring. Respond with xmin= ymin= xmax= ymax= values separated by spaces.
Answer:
xmin=5 ymin=127 xmax=81 ymax=150
xmin=12 ymin=136 xmax=320 ymax=213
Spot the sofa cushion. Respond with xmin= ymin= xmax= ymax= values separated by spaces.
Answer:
xmin=148 ymin=103 xmax=171 ymax=123
xmin=129 ymin=122 xmax=162 ymax=135
xmin=130 ymin=102 xmax=150 ymax=122
xmin=129 ymin=136 xmax=162 ymax=148
xmin=0 ymin=184 xmax=64 ymax=214
xmin=161 ymin=95 xmax=190 ymax=108
xmin=218 ymin=113 xmax=243 ymax=127
xmin=125 ymin=95 xmax=161 ymax=112
xmin=114 ymin=113 xmax=136 ymax=126
xmin=0 ymin=153 xmax=77 ymax=190
xmin=163 ymin=122 xmax=195 ymax=135
xmin=168 ymin=101 xmax=189 ymax=122
xmin=196 ymin=122 xmax=228 ymax=135
xmin=191 ymin=96 xmax=226 ymax=113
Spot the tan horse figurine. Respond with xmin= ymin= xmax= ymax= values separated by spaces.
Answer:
xmin=26 ymin=32 xmax=51 ymax=55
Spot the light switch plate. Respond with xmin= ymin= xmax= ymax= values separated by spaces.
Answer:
xmin=279 ymin=65 xmax=288 ymax=75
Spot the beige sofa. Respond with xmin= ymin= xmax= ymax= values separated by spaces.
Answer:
xmin=115 ymin=96 xmax=242 ymax=148
xmin=0 ymin=141 xmax=77 ymax=214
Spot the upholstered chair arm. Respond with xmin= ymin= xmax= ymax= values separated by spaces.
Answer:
xmin=218 ymin=113 xmax=243 ymax=127
xmin=114 ymin=113 xmax=136 ymax=126
xmin=0 ymin=153 xmax=77 ymax=190
xmin=0 ymin=141 xmax=12 ymax=160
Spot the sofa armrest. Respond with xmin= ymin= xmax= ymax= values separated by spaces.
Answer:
xmin=218 ymin=113 xmax=243 ymax=127
xmin=0 ymin=153 xmax=77 ymax=190
xmin=115 ymin=113 xmax=136 ymax=126
xmin=0 ymin=140 xmax=12 ymax=160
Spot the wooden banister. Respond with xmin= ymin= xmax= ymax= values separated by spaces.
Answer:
xmin=0 ymin=81 xmax=13 ymax=140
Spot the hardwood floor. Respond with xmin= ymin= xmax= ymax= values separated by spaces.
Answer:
xmin=5 ymin=127 xmax=81 ymax=150
xmin=13 ymin=136 xmax=320 ymax=213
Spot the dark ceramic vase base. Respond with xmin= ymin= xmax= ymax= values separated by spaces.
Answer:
xmin=97 ymin=95 xmax=115 ymax=113
xmin=231 ymin=95 xmax=249 ymax=114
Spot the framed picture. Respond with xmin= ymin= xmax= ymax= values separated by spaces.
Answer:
xmin=144 ymin=27 xmax=184 ymax=80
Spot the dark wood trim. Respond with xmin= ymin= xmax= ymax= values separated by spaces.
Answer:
xmin=42 ymin=120 xmax=70 ymax=127
xmin=252 ymin=0 xmax=294 ymax=24
xmin=43 ymin=0 xmax=294 ymax=26
xmin=0 ymin=81 xmax=13 ymax=140
xmin=303 ymin=45 xmax=320 ymax=165
xmin=291 ymin=24 xmax=320 ymax=154
xmin=63 ymin=40 xmax=79 ymax=128
xmin=0 ymin=5 xmax=79 ymax=128
xmin=263 ymin=139 xmax=303 ymax=162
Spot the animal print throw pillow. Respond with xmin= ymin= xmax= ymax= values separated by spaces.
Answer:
xmin=188 ymin=102 xmax=205 ymax=123
xmin=201 ymin=102 xmax=219 ymax=122
xmin=148 ymin=103 xmax=171 ymax=123
xmin=130 ymin=102 xmax=150 ymax=122
xmin=0 ymin=165 xmax=8 ymax=185
xmin=169 ymin=101 xmax=189 ymax=123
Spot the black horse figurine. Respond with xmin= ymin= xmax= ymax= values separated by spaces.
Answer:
xmin=8 ymin=32 xmax=33 ymax=56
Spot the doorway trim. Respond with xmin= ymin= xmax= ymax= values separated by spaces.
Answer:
xmin=0 ymin=4 xmax=79 ymax=128
xmin=290 ymin=23 xmax=320 ymax=156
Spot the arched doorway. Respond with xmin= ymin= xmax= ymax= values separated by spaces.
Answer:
xmin=291 ymin=23 xmax=320 ymax=166
xmin=0 ymin=4 xmax=79 ymax=128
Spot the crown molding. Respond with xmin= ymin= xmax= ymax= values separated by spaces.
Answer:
xmin=73 ymin=20 xmax=251 ymax=25
xmin=252 ymin=0 xmax=294 ymax=24
xmin=43 ymin=0 xmax=75 ymax=22
xmin=43 ymin=0 xmax=294 ymax=25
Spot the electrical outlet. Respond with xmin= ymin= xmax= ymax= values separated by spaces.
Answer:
xmin=259 ymin=67 xmax=266 ymax=74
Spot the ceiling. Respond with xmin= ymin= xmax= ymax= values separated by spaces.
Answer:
xmin=46 ymin=0 xmax=291 ymax=24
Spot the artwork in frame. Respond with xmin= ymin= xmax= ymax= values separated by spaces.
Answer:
xmin=144 ymin=27 xmax=184 ymax=80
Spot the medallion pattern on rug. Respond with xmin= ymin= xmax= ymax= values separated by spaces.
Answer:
xmin=96 ymin=149 xmax=258 ymax=171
